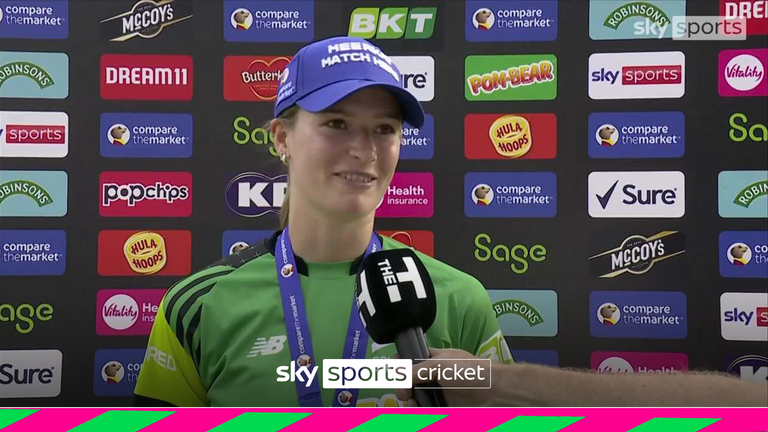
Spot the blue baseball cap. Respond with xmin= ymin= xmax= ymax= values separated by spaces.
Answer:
xmin=274 ymin=36 xmax=425 ymax=128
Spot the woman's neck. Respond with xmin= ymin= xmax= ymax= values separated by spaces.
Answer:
xmin=286 ymin=204 xmax=375 ymax=263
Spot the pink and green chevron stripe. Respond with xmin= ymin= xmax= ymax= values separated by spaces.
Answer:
xmin=1 ymin=408 xmax=766 ymax=431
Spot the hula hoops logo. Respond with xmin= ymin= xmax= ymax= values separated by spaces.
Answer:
xmin=123 ymin=231 xmax=167 ymax=275
xmin=0 ymin=180 xmax=54 ymax=207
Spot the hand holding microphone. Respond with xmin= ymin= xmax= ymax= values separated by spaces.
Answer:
xmin=355 ymin=248 xmax=447 ymax=407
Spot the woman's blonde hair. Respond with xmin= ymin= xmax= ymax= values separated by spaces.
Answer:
xmin=265 ymin=105 xmax=301 ymax=228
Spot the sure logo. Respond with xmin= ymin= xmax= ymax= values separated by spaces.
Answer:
xmin=100 ymin=54 xmax=193 ymax=100
xmin=100 ymin=0 xmax=193 ymax=42
xmin=99 ymin=171 xmax=192 ymax=217
xmin=590 ymin=231 xmax=686 ymax=278
xmin=589 ymin=51 xmax=685 ymax=100
xmin=465 ymin=113 xmax=557 ymax=160
xmin=0 ymin=350 xmax=62 ymax=398
xmin=349 ymin=7 xmax=437 ymax=39
xmin=0 ymin=51 xmax=69 ymax=99
xmin=0 ymin=111 xmax=68 ymax=158
xmin=588 ymin=111 xmax=684 ymax=159
xmin=226 ymin=172 xmax=287 ymax=218
xmin=588 ymin=171 xmax=685 ymax=218
xmin=391 ymin=56 xmax=434 ymax=102
xmin=223 ymin=56 xmax=291 ymax=102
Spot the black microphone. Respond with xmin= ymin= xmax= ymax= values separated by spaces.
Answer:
xmin=355 ymin=248 xmax=447 ymax=407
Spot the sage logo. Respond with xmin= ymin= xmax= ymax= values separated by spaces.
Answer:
xmin=0 ymin=51 xmax=68 ymax=99
xmin=0 ymin=302 xmax=54 ymax=334
xmin=391 ymin=56 xmax=434 ymax=102
xmin=101 ymin=0 xmax=193 ymax=42
xmin=473 ymin=233 xmax=547 ymax=275
xmin=0 ymin=1 xmax=69 ymax=39
xmin=589 ymin=51 xmax=685 ymax=100
xmin=721 ymin=292 xmax=768 ymax=341
xmin=720 ymin=0 xmax=768 ymax=36
xmin=591 ymin=352 xmax=689 ymax=374
xmin=720 ymin=231 xmax=768 ymax=278
xmin=718 ymin=48 xmax=767 ymax=97
xmin=589 ymin=1 xmax=685 ymax=40
xmin=0 ymin=230 xmax=66 ymax=275
xmin=730 ymin=112 xmax=767 ymax=143
xmin=590 ymin=231 xmax=685 ymax=278
xmin=465 ymin=172 xmax=556 ymax=218
xmin=465 ymin=54 xmax=557 ymax=101
xmin=725 ymin=355 xmax=768 ymax=384
xmin=226 ymin=172 xmax=287 ymax=218
xmin=223 ymin=1 xmax=314 ymax=42
xmin=0 ymin=110 xmax=68 ymax=158
xmin=589 ymin=112 xmax=684 ymax=159
xmin=232 ymin=115 xmax=279 ymax=157
xmin=589 ymin=171 xmax=685 ymax=218
xmin=93 ymin=349 xmax=146 ymax=396
xmin=100 ymin=113 xmax=192 ymax=158
xmin=590 ymin=291 xmax=688 ymax=339
xmin=0 ymin=350 xmax=62 ymax=398
xmin=718 ymin=170 xmax=768 ymax=218
xmin=221 ymin=230 xmax=272 ymax=257
xmin=0 ymin=170 xmax=67 ymax=217
xmin=487 ymin=290 xmax=557 ymax=337
xmin=349 ymin=7 xmax=437 ymax=39
xmin=401 ymin=114 xmax=434 ymax=160
xmin=465 ymin=1 xmax=557 ymax=42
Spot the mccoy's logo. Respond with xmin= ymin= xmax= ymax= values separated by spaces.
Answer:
xmin=100 ymin=0 xmax=194 ymax=42
xmin=223 ymin=56 xmax=291 ymax=102
xmin=590 ymin=231 xmax=686 ymax=277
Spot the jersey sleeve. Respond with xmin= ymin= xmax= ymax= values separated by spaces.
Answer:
xmin=458 ymin=278 xmax=515 ymax=364
xmin=133 ymin=266 xmax=233 ymax=407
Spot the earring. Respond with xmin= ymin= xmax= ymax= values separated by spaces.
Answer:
xmin=280 ymin=153 xmax=290 ymax=164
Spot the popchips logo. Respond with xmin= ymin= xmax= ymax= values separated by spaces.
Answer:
xmin=465 ymin=55 xmax=557 ymax=101
xmin=100 ymin=0 xmax=193 ymax=42
xmin=100 ymin=54 xmax=193 ymax=100
xmin=589 ymin=51 xmax=685 ymax=100
xmin=99 ymin=171 xmax=192 ymax=217
xmin=718 ymin=48 xmax=767 ymax=97
xmin=0 ymin=110 xmax=68 ymax=158
xmin=588 ymin=112 xmax=685 ymax=159
xmin=720 ymin=231 xmax=768 ymax=278
xmin=223 ymin=56 xmax=291 ymax=102
xmin=590 ymin=291 xmax=688 ymax=339
xmin=464 ymin=113 xmax=557 ymax=160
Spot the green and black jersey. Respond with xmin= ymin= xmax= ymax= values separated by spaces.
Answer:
xmin=133 ymin=230 xmax=513 ymax=407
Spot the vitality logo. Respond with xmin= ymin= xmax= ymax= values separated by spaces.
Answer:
xmin=487 ymin=290 xmax=558 ymax=337
xmin=592 ymin=351 xmax=689 ymax=374
xmin=718 ymin=48 xmax=767 ymax=97
xmin=375 ymin=172 xmax=434 ymax=218
xmin=349 ymin=7 xmax=437 ymax=39
xmin=96 ymin=289 xmax=166 ymax=336
xmin=100 ymin=0 xmax=193 ymax=42
xmin=590 ymin=231 xmax=686 ymax=278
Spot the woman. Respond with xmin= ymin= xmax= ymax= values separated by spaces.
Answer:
xmin=133 ymin=36 xmax=513 ymax=408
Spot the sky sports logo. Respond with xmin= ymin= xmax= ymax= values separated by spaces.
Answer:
xmin=720 ymin=0 xmax=768 ymax=35
xmin=0 ymin=110 xmax=68 ymax=158
xmin=718 ymin=48 xmax=767 ymax=97
xmin=465 ymin=0 xmax=557 ymax=42
xmin=464 ymin=113 xmax=557 ymax=160
xmin=465 ymin=172 xmax=556 ymax=218
xmin=96 ymin=289 xmax=165 ymax=336
xmin=376 ymin=172 xmax=433 ymax=218
xmin=718 ymin=170 xmax=768 ymax=218
xmin=99 ymin=171 xmax=192 ymax=217
xmin=719 ymin=231 xmax=768 ymax=279
xmin=100 ymin=54 xmax=193 ymax=100
xmin=0 ymin=170 xmax=67 ymax=217
xmin=100 ymin=113 xmax=192 ymax=158
xmin=588 ymin=171 xmax=685 ymax=218
xmin=588 ymin=112 xmax=684 ymax=159
xmin=93 ymin=349 xmax=146 ymax=396
xmin=391 ymin=56 xmax=434 ymax=102
xmin=0 ymin=0 xmax=68 ymax=39
xmin=223 ymin=56 xmax=291 ymax=102
xmin=591 ymin=351 xmax=689 ymax=374
xmin=0 ymin=349 xmax=62 ymax=398
xmin=100 ymin=0 xmax=193 ymax=42
xmin=487 ymin=290 xmax=558 ymax=337
xmin=589 ymin=231 xmax=686 ymax=278
xmin=348 ymin=7 xmax=437 ymax=39
xmin=0 ymin=51 xmax=69 ymax=99
xmin=225 ymin=172 xmax=287 ymax=218
xmin=224 ymin=1 xmax=314 ymax=42
xmin=589 ymin=0 xmax=686 ymax=40
xmin=464 ymin=55 xmax=557 ymax=101
xmin=590 ymin=291 xmax=688 ymax=339
xmin=0 ymin=230 xmax=65 ymax=276
xmin=589 ymin=51 xmax=685 ymax=100
xmin=721 ymin=292 xmax=768 ymax=341
xmin=98 ymin=230 xmax=191 ymax=277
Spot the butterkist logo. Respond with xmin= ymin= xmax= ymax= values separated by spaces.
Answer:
xmin=100 ymin=0 xmax=193 ymax=42
xmin=100 ymin=54 xmax=193 ymax=100
xmin=224 ymin=56 xmax=291 ymax=102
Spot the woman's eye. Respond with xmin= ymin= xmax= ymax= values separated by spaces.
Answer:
xmin=325 ymin=119 xmax=347 ymax=129
xmin=376 ymin=124 xmax=396 ymax=134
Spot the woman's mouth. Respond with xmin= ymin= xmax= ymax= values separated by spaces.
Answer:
xmin=335 ymin=172 xmax=376 ymax=185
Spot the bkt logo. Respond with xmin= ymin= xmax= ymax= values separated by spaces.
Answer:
xmin=726 ymin=355 xmax=768 ymax=384
xmin=391 ymin=56 xmax=434 ymax=102
xmin=589 ymin=51 xmax=685 ymax=100
xmin=99 ymin=171 xmax=192 ymax=217
xmin=225 ymin=172 xmax=287 ymax=217
xmin=0 ymin=349 xmax=62 ymax=398
xmin=589 ymin=171 xmax=685 ymax=218
xmin=721 ymin=292 xmax=768 ymax=341
xmin=349 ymin=7 xmax=437 ymax=39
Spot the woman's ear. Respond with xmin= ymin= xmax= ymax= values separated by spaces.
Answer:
xmin=270 ymin=118 xmax=289 ymax=156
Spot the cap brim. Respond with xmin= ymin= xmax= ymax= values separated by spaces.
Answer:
xmin=296 ymin=80 xmax=425 ymax=128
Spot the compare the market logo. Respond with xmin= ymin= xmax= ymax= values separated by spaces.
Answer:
xmin=492 ymin=299 xmax=544 ymax=327
xmin=100 ymin=0 xmax=194 ymax=42
xmin=465 ymin=55 xmax=557 ymax=101
xmin=348 ymin=7 xmax=437 ymax=39
xmin=603 ymin=2 xmax=672 ymax=31
xmin=0 ymin=180 xmax=53 ymax=207
xmin=0 ymin=60 xmax=54 ymax=89
xmin=589 ymin=231 xmax=686 ymax=278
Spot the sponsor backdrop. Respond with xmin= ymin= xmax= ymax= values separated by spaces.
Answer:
xmin=0 ymin=0 xmax=766 ymax=407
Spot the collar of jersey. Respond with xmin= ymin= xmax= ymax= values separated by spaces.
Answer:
xmin=267 ymin=230 xmax=376 ymax=277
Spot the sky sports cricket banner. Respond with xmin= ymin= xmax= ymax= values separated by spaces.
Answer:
xmin=0 ymin=0 xmax=767 ymax=411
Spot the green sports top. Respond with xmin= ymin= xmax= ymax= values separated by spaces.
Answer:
xmin=133 ymin=230 xmax=513 ymax=407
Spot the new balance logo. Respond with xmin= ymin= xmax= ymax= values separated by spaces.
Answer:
xmin=247 ymin=335 xmax=287 ymax=358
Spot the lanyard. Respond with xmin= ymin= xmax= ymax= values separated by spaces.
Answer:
xmin=276 ymin=227 xmax=380 ymax=407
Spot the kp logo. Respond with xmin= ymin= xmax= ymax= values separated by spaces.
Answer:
xmin=0 ymin=170 xmax=67 ymax=217
xmin=378 ymin=230 xmax=434 ymax=257
xmin=718 ymin=170 xmax=768 ymax=218
xmin=99 ymin=171 xmax=192 ymax=217
xmin=590 ymin=291 xmax=688 ymax=339
xmin=464 ymin=113 xmax=557 ymax=160
xmin=720 ymin=231 xmax=768 ymax=278
xmin=718 ymin=48 xmax=767 ymax=97
xmin=590 ymin=231 xmax=686 ymax=278
xmin=589 ymin=51 xmax=685 ymax=99
xmin=725 ymin=355 xmax=768 ymax=384
xmin=0 ymin=51 xmax=69 ymax=99
xmin=100 ymin=0 xmax=194 ymax=42
xmin=0 ymin=111 xmax=68 ymax=158
xmin=223 ymin=56 xmax=291 ymax=102
xmin=589 ymin=171 xmax=685 ymax=218
xmin=100 ymin=54 xmax=193 ymax=100
xmin=465 ymin=1 xmax=558 ymax=42
xmin=98 ymin=230 xmax=191 ymax=276
xmin=225 ymin=172 xmax=287 ymax=217
xmin=721 ymin=292 xmax=768 ymax=341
